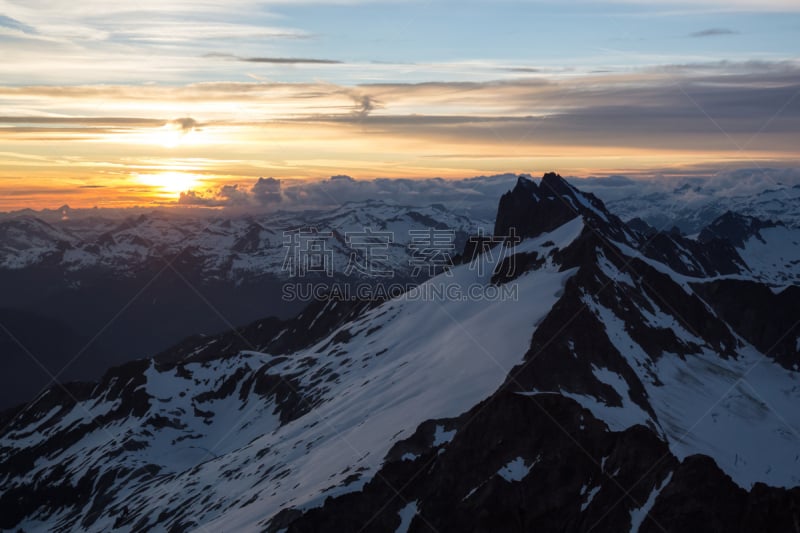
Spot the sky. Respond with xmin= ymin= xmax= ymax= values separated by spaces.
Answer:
xmin=0 ymin=0 xmax=798 ymax=210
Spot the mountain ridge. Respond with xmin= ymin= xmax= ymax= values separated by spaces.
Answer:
xmin=1 ymin=173 xmax=799 ymax=532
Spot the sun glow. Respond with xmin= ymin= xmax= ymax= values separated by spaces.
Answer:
xmin=153 ymin=119 xmax=198 ymax=148
xmin=137 ymin=172 xmax=201 ymax=195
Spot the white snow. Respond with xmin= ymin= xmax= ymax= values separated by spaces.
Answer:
xmin=432 ymin=425 xmax=456 ymax=446
xmin=558 ymin=363 xmax=653 ymax=434
xmin=629 ymin=472 xmax=673 ymax=533
xmin=512 ymin=216 xmax=585 ymax=255
xmin=573 ymin=191 xmax=610 ymax=223
xmin=394 ymin=501 xmax=418 ymax=533
xmin=0 ymin=218 xmax=584 ymax=533
xmin=0 ymin=202 xmax=492 ymax=281
xmin=737 ymin=226 xmax=800 ymax=285
xmin=580 ymin=485 xmax=601 ymax=512
xmin=573 ymin=295 xmax=800 ymax=489
xmin=497 ymin=456 xmax=533 ymax=482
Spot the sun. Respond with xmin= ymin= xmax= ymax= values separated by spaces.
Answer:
xmin=137 ymin=172 xmax=200 ymax=195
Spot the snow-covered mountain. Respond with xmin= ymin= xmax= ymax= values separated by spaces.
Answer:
xmin=0 ymin=200 xmax=489 ymax=409
xmin=0 ymin=200 xmax=485 ymax=278
xmin=1 ymin=174 xmax=798 ymax=532
xmin=588 ymin=179 xmax=800 ymax=234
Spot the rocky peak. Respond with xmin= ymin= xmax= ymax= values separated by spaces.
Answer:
xmin=698 ymin=211 xmax=781 ymax=247
xmin=493 ymin=172 xmax=631 ymax=246
xmin=494 ymin=173 xmax=578 ymax=239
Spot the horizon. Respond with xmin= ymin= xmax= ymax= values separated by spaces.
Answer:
xmin=1 ymin=0 xmax=799 ymax=210
xmin=3 ymin=168 xmax=800 ymax=217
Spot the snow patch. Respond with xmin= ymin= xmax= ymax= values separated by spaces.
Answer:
xmin=395 ymin=501 xmax=418 ymax=533
xmin=497 ymin=456 xmax=535 ymax=482
xmin=580 ymin=485 xmax=601 ymax=512
xmin=577 ymin=298 xmax=800 ymax=489
xmin=629 ymin=472 xmax=673 ymax=533
xmin=432 ymin=425 xmax=456 ymax=446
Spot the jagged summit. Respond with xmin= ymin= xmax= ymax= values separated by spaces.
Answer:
xmin=494 ymin=172 xmax=634 ymax=251
xmin=494 ymin=173 xmax=579 ymax=238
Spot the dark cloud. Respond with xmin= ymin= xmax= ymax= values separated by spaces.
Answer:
xmin=216 ymin=184 xmax=248 ymax=203
xmin=689 ymin=28 xmax=739 ymax=38
xmin=205 ymin=53 xmax=341 ymax=65
xmin=251 ymin=177 xmax=282 ymax=204
xmin=297 ymin=67 xmax=800 ymax=152
xmin=177 ymin=190 xmax=228 ymax=207
xmin=351 ymin=94 xmax=376 ymax=118
xmin=504 ymin=67 xmax=542 ymax=73
xmin=166 ymin=117 xmax=198 ymax=134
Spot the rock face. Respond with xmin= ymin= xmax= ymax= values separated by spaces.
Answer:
xmin=697 ymin=211 xmax=780 ymax=247
xmin=493 ymin=173 xmax=630 ymax=242
xmin=1 ymin=173 xmax=799 ymax=532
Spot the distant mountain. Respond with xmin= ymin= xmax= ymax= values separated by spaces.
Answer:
xmin=1 ymin=173 xmax=798 ymax=532
xmin=0 ymin=200 xmax=490 ymax=408
xmin=0 ymin=200 xmax=484 ymax=277
xmin=595 ymin=181 xmax=800 ymax=234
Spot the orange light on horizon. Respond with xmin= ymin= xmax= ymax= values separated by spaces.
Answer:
xmin=136 ymin=171 xmax=202 ymax=197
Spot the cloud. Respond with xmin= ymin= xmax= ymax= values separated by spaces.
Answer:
xmin=110 ymin=22 xmax=311 ymax=43
xmin=155 ymin=117 xmax=199 ymax=145
xmin=0 ymin=15 xmax=37 ymax=34
xmin=350 ymin=94 xmax=377 ymax=118
xmin=570 ymin=167 xmax=800 ymax=203
xmin=205 ymin=53 xmax=341 ymax=65
xmin=504 ymin=67 xmax=542 ymax=73
xmin=610 ymin=0 xmax=800 ymax=11
xmin=166 ymin=117 xmax=198 ymax=134
xmin=689 ymin=28 xmax=739 ymax=37
xmin=251 ymin=177 xmax=282 ymax=204
xmin=177 ymin=174 xmax=520 ymax=217
xmin=177 ymin=190 xmax=227 ymax=207
xmin=0 ymin=116 xmax=162 ymax=125
xmin=1 ymin=60 xmax=799 ymax=186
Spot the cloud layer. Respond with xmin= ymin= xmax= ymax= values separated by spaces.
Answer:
xmin=173 ymin=167 xmax=800 ymax=218
xmin=177 ymin=173 xmax=521 ymax=218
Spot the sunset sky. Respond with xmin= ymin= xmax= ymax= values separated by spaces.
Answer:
xmin=1 ymin=0 xmax=798 ymax=210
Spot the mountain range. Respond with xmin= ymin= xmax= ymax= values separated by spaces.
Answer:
xmin=1 ymin=173 xmax=798 ymax=532
xmin=583 ymin=177 xmax=800 ymax=235
xmin=0 ymin=202 xmax=487 ymax=408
